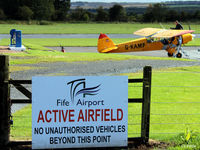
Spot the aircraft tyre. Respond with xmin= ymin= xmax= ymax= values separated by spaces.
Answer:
xmin=176 ymin=53 xmax=182 ymax=58
xmin=168 ymin=53 xmax=173 ymax=57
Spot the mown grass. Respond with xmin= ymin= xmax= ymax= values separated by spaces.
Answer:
xmin=0 ymin=38 xmax=134 ymax=47
xmin=0 ymin=23 xmax=199 ymax=34
xmin=10 ymin=105 xmax=32 ymax=141
xmin=1 ymin=37 xmax=199 ymax=47
xmin=8 ymin=49 xmax=193 ymax=65
xmin=11 ymin=66 xmax=200 ymax=149
xmin=1 ymin=38 xmax=193 ymax=73
xmin=8 ymin=50 xmax=189 ymax=65
xmin=185 ymin=38 xmax=200 ymax=46
xmin=1 ymin=40 xmax=191 ymax=66
xmin=127 ymin=66 xmax=200 ymax=149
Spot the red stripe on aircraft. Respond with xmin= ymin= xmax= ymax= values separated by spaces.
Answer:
xmin=99 ymin=33 xmax=108 ymax=39
xmin=174 ymin=30 xmax=194 ymax=37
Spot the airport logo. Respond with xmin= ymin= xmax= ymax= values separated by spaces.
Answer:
xmin=67 ymin=78 xmax=101 ymax=103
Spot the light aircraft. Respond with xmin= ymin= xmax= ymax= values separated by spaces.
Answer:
xmin=97 ymin=28 xmax=195 ymax=58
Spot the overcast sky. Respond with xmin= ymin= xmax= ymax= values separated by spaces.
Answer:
xmin=71 ymin=0 xmax=197 ymax=2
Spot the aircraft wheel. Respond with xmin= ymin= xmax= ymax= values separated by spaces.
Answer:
xmin=168 ymin=53 xmax=173 ymax=57
xmin=176 ymin=53 xmax=182 ymax=58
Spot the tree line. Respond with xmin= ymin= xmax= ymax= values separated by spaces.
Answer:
xmin=0 ymin=0 xmax=70 ymax=21
xmin=0 ymin=1 xmax=200 ymax=22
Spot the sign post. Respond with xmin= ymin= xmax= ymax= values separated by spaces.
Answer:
xmin=32 ymin=76 xmax=128 ymax=149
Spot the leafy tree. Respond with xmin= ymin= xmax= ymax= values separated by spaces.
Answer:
xmin=136 ymin=14 xmax=143 ymax=22
xmin=180 ymin=11 xmax=189 ymax=21
xmin=17 ymin=6 xmax=33 ymax=20
xmin=82 ymin=13 xmax=89 ymax=22
xmin=0 ymin=9 xmax=6 ymax=20
xmin=143 ymin=4 xmax=153 ymax=22
xmin=193 ymin=10 xmax=200 ymax=20
xmin=127 ymin=16 xmax=137 ymax=22
xmin=31 ymin=0 xmax=55 ymax=20
xmin=70 ymin=7 xmax=84 ymax=21
xmin=109 ymin=4 xmax=127 ymax=22
xmin=86 ymin=11 xmax=95 ymax=21
xmin=70 ymin=7 xmax=91 ymax=21
xmin=53 ymin=0 xmax=70 ymax=21
xmin=0 ymin=0 xmax=56 ymax=20
xmin=166 ymin=10 xmax=179 ymax=22
xmin=0 ymin=0 xmax=21 ymax=19
xmin=96 ymin=6 xmax=109 ymax=22
xmin=143 ymin=3 xmax=167 ymax=22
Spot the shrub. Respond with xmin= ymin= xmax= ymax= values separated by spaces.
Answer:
xmin=39 ymin=20 xmax=53 ymax=25
xmin=17 ymin=6 xmax=33 ymax=20
xmin=0 ymin=9 xmax=6 ymax=20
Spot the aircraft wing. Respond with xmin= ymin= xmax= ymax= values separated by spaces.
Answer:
xmin=134 ymin=28 xmax=163 ymax=37
xmin=152 ymin=30 xmax=195 ymax=38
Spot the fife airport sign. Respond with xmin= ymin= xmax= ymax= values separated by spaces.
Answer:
xmin=32 ymin=76 xmax=128 ymax=149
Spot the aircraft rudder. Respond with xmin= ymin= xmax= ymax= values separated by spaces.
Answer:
xmin=97 ymin=33 xmax=116 ymax=53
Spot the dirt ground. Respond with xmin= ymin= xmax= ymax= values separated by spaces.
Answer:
xmin=4 ymin=139 xmax=172 ymax=150
xmin=0 ymin=46 xmax=22 ymax=53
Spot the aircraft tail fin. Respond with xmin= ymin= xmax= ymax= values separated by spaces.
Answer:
xmin=97 ymin=33 xmax=117 ymax=53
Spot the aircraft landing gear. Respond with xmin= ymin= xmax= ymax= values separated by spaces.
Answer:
xmin=176 ymin=53 xmax=182 ymax=58
xmin=168 ymin=53 xmax=173 ymax=57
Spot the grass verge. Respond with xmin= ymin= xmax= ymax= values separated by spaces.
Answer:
xmin=11 ymin=66 xmax=200 ymax=149
xmin=1 ymin=39 xmax=193 ymax=72
xmin=0 ymin=38 xmax=134 ymax=47
xmin=0 ymin=23 xmax=199 ymax=34
xmin=0 ymin=40 xmax=192 ymax=65
xmin=1 ymin=38 xmax=199 ymax=47
xmin=7 ymin=49 xmax=192 ymax=65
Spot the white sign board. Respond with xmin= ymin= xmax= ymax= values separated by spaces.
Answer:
xmin=32 ymin=76 xmax=128 ymax=149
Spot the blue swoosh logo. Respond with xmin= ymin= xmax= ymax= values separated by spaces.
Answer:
xmin=75 ymin=84 xmax=101 ymax=97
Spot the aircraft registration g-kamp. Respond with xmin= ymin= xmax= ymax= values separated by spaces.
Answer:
xmin=97 ymin=28 xmax=195 ymax=58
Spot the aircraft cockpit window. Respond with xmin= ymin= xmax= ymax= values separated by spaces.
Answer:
xmin=147 ymin=38 xmax=154 ymax=43
xmin=161 ymin=38 xmax=169 ymax=45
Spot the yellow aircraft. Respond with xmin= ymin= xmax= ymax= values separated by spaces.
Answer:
xmin=97 ymin=28 xmax=195 ymax=58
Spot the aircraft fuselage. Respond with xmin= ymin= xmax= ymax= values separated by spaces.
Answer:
xmin=110 ymin=38 xmax=164 ymax=53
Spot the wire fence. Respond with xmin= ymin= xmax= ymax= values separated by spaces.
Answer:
xmin=10 ymin=71 xmax=200 ymax=140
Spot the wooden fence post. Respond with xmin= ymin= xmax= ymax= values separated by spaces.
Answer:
xmin=141 ymin=66 xmax=152 ymax=143
xmin=0 ymin=55 xmax=10 ymax=146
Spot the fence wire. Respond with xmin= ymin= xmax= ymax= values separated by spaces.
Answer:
xmin=128 ymin=71 xmax=200 ymax=138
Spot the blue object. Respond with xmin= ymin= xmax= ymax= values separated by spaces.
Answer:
xmin=10 ymin=29 xmax=22 ymax=47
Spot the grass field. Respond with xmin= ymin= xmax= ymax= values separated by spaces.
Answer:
xmin=1 ymin=39 xmax=192 ymax=66
xmin=0 ymin=38 xmax=134 ymax=47
xmin=4 ymin=22 xmax=200 ymax=149
xmin=0 ymin=23 xmax=199 ymax=34
xmin=11 ymin=66 xmax=200 ymax=149
xmin=8 ymin=49 xmax=190 ymax=66
xmin=1 ymin=37 xmax=199 ymax=47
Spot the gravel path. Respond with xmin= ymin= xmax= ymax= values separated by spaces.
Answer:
xmin=11 ymin=59 xmax=200 ymax=79
xmin=10 ymin=53 xmax=200 ymax=113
